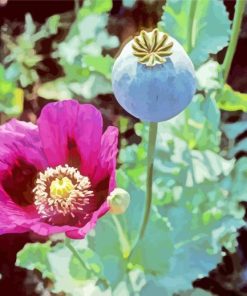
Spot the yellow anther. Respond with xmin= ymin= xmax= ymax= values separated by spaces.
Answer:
xmin=34 ymin=165 xmax=94 ymax=219
xmin=50 ymin=177 xmax=74 ymax=199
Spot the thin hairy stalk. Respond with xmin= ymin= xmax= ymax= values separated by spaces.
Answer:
xmin=139 ymin=122 xmax=158 ymax=239
xmin=222 ymin=0 xmax=246 ymax=82
xmin=128 ymin=122 xmax=158 ymax=258
xmin=187 ymin=0 xmax=197 ymax=53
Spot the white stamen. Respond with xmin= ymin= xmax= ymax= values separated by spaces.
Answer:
xmin=33 ymin=165 xmax=94 ymax=220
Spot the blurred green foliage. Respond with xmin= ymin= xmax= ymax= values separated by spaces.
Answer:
xmin=38 ymin=0 xmax=118 ymax=100
xmin=0 ymin=65 xmax=23 ymax=115
xmin=0 ymin=0 xmax=245 ymax=294
xmin=2 ymin=13 xmax=60 ymax=88
xmin=217 ymin=84 xmax=247 ymax=112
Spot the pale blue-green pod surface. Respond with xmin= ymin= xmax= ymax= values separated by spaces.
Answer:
xmin=112 ymin=36 xmax=196 ymax=122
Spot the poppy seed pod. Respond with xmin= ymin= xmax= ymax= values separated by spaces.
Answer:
xmin=112 ymin=29 xmax=196 ymax=122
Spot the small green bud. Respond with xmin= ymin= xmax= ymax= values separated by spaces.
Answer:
xmin=107 ymin=188 xmax=130 ymax=215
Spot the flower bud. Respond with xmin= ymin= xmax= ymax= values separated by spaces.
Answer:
xmin=107 ymin=188 xmax=130 ymax=215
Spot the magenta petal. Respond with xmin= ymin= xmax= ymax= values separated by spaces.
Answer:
xmin=37 ymin=100 xmax=79 ymax=167
xmin=0 ymin=187 xmax=38 ymax=234
xmin=0 ymin=187 xmax=80 ymax=236
xmin=38 ymin=100 xmax=103 ymax=178
xmin=74 ymin=103 xmax=103 ymax=178
xmin=0 ymin=119 xmax=47 ymax=171
xmin=65 ymin=201 xmax=110 ymax=239
xmin=23 ymin=202 xmax=109 ymax=237
xmin=92 ymin=126 xmax=119 ymax=192
xmin=0 ymin=119 xmax=48 ymax=208
xmin=30 ymin=221 xmax=79 ymax=236
xmin=0 ymin=120 xmax=48 ymax=234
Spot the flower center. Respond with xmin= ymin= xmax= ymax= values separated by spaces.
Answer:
xmin=132 ymin=28 xmax=173 ymax=67
xmin=33 ymin=165 xmax=94 ymax=221
xmin=50 ymin=177 xmax=74 ymax=199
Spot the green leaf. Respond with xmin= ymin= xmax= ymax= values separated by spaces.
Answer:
xmin=52 ymin=1 xmax=118 ymax=101
xmin=225 ymin=158 xmax=247 ymax=203
xmin=59 ymin=13 xmax=118 ymax=62
xmin=69 ymin=255 xmax=88 ymax=280
xmin=196 ymin=60 xmax=223 ymax=92
xmin=117 ymin=169 xmax=174 ymax=275
xmin=139 ymin=276 xmax=214 ymax=296
xmin=46 ymin=14 xmax=60 ymax=35
xmin=221 ymin=121 xmax=247 ymax=159
xmin=120 ymin=121 xmax=233 ymax=195
xmin=0 ymin=65 xmax=24 ymax=116
xmin=89 ymin=213 xmax=127 ymax=287
xmin=139 ymin=277 xmax=169 ymax=295
xmin=159 ymin=0 xmax=231 ymax=67
xmin=38 ymin=72 xmax=112 ymax=101
xmin=31 ymin=14 xmax=60 ymax=41
xmin=92 ymin=215 xmax=122 ymax=259
xmin=130 ymin=213 xmax=174 ymax=275
xmin=117 ymin=93 xmax=244 ymax=292
xmin=163 ymin=94 xmax=221 ymax=152
xmin=228 ymin=139 xmax=247 ymax=158
xmin=37 ymin=78 xmax=73 ymax=101
xmin=16 ymin=239 xmax=110 ymax=294
xmin=175 ymin=288 xmax=214 ymax=296
xmin=116 ymin=170 xmax=145 ymax=246
xmin=69 ymin=247 xmax=103 ymax=281
xmin=47 ymin=241 xmax=89 ymax=294
xmin=84 ymin=55 xmax=114 ymax=79
xmin=217 ymin=84 xmax=247 ymax=112
xmin=24 ymin=13 xmax=36 ymax=36
xmin=185 ymin=149 xmax=234 ymax=185
xmin=80 ymin=0 xmax=112 ymax=15
xmin=222 ymin=121 xmax=247 ymax=141
xmin=2 ymin=12 xmax=61 ymax=89
xmin=155 ymin=204 xmax=243 ymax=294
xmin=190 ymin=289 xmax=214 ymax=296
xmin=16 ymin=242 xmax=54 ymax=280
xmin=103 ymin=256 xmax=125 ymax=287
xmin=70 ymin=73 xmax=112 ymax=100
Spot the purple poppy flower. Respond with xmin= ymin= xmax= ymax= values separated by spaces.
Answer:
xmin=0 ymin=100 xmax=118 ymax=239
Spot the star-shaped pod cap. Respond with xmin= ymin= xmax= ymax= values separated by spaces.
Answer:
xmin=132 ymin=29 xmax=173 ymax=67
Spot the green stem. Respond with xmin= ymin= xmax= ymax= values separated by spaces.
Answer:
xmin=112 ymin=215 xmax=131 ymax=258
xmin=187 ymin=0 xmax=197 ymax=53
xmin=64 ymin=238 xmax=89 ymax=271
xmin=222 ymin=0 xmax=246 ymax=82
xmin=139 ymin=122 xmax=158 ymax=239
xmin=127 ymin=122 xmax=158 ymax=259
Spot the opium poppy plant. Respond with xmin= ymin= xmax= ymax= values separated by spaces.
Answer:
xmin=0 ymin=100 xmax=118 ymax=239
